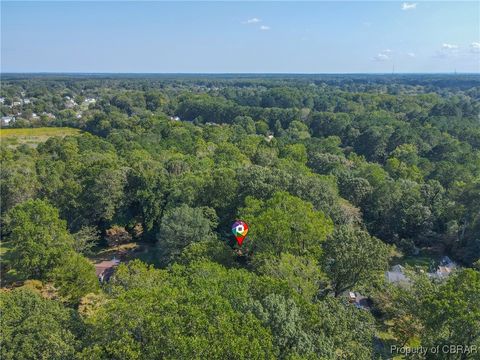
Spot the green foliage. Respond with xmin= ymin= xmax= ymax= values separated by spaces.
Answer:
xmin=0 ymin=288 xmax=78 ymax=360
xmin=72 ymin=226 xmax=100 ymax=255
xmin=322 ymin=225 xmax=391 ymax=296
xmin=81 ymin=262 xmax=278 ymax=359
xmin=2 ymin=74 xmax=480 ymax=358
xmin=240 ymin=191 xmax=333 ymax=258
xmin=256 ymin=253 xmax=325 ymax=301
xmin=157 ymin=205 xmax=218 ymax=264
xmin=421 ymin=269 xmax=480 ymax=355
xmin=4 ymin=199 xmax=74 ymax=279
xmin=49 ymin=252 xmax=100 ymax=305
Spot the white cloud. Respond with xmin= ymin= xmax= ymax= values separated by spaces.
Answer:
xmin=470 ymin=42 xmax=480 ymax=53
xmin=401 ymin=2 xmax=417 ymax=11
xmin=246 ymin=18 xmax=260 ymax=24
xmin=373 ymin=53 xmax=390 ymax=62
xmin=442 ymin=43 xmax=458 ymax=49
xmin=435 ymin=43 xmax=460 ymax=59
xmin=373 ymin=49 xmax=393 ymax=61
xmin=260 ymin=25 xmax=271 ymax=31
xmin=407 ymin=52 xmax=416 ymax=58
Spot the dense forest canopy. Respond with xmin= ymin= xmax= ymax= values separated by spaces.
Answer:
xmin=1 ymin=74 xmax=479 ymax=359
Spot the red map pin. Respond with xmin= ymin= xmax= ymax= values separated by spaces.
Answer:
xmin=231 ymin=220 xmax=249 ymax=246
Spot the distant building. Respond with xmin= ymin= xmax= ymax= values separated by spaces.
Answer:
xmin=346 ymin=291 xmax=371 ymax=310
xmin=65 ymin=99 xmax=77 ymax=109
xmin=23 ymin=99 xmax=31 ymax=105
xmin=41 ymin=112 xmax=56 ymax=119
xmin=84 ymin=98 xmax=96 ymax=104
xmin=12 ymin=101 xmax=21 ymax=107
xmin=0 ymin=97 xmax=5 ymax=103
xmin=94 ymin=258 xmax=121 ymax=282
xmin=431 ymin=256 xmax=457 ymax=279
xmin=170 ymin=116 xmax=180 ymax=121
xmin=386 ymin=264 xmax=410 ymax=284
xmin=1 ymin=116 xmax=14 ymax=126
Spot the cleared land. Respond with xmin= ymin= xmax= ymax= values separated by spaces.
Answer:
xmin=0 ymin=127 xmax=81 ymax=147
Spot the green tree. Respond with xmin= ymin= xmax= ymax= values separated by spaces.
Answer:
xmin=49 ymin=252 xmax=100 ymax=305
xmin=72 ymin=226 xmax=100 ymax=255
xmin=322 ymin=226 xmax=390 ymax=296
xmin=80 ymin=261 xmax=277 ymax=360
xmin=421 ymin=269 xmax=480 ymax=357
xmin=4 ymin=200 xmax=74 ymax=279
xmin=256 ymin=253 xmax=326 ymax=301
xmin=157 ymin=205 xmax=217 ymax=265
xmin=240 ymin=191 xmax=333 ymax=257
xmin=0 ymin=288 xmax=78 ymax=360
xmin=249 ymin=294 xmax=314 ymax=359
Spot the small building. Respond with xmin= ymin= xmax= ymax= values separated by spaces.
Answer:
xmin=0 ymin=97 xmax=5 ymax=103
xmin=346 ymin=291 xmax=371 ymax=310
xmin=1 ymin=116 xmax=14 ymax=126
xmin=94 ymin=258 xmax=120 ymax=282
xmin=170 ymin=116 xmax=180 ymax=121
xmin=23 ymin=99 xmax=31 ymax=105
xmin=431 ymin=256 xmax=457 ymax=279
xmin=435 ymin=266 xmax=453 ymax=278
xmin=65 ymin=99 xmax=77 ymax=109
xmin=84 ymin=98 xmax=96 ymax=104
xmin=41 ymin=112 xmax=56 ymax=119
xmin=386 ymin=264 xmax=410 ymax=284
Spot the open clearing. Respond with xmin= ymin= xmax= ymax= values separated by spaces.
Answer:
xmin=0 ymin=127 xmax=81 ymax=147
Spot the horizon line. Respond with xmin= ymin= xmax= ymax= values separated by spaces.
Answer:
xmin=2 ymin=71 xmax=479 ymax=76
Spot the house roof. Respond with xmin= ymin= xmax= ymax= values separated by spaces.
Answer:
xmin=94 ymin=259 xmax=120 ymax=277
xmin=386 ymin=271 xmax=410 ymax=283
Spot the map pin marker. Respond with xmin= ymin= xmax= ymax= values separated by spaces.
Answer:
xmin=231 ymin=220 xmax=249 ymax=246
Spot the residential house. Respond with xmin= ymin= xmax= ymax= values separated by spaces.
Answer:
xmin=65 ymin=99 xmax=77 ymax=109
xmin=94 ymin=258 xmax=121 ymax=282
xmin=432 ymin=256 xmax=457 ymax=279
xmin=1 ymin=116 xmax=14 ymax=126
xmin=386 ymin=264 xmax=410 ymax=284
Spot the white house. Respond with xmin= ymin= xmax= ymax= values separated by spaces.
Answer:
xmin=386 ymin=265 xmax=410 ymax=284
xmin=1 ymin=116 xmax=15 ymax=126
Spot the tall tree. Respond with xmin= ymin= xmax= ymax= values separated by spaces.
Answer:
xmin=4 ymin=199 xmax=74 ymax=279
xmin=322 ymin=225 xmax=390 ymax=296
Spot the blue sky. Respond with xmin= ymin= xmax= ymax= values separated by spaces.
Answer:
xmin=1 ymin=1 xmax=479 ymax=73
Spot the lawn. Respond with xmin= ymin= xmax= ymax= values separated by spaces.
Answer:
xmin=0 ymin=127 xmax=82 ymax=147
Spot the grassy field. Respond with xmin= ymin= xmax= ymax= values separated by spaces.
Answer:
xmin=0 ymin=127 xmax=81 ymax=147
